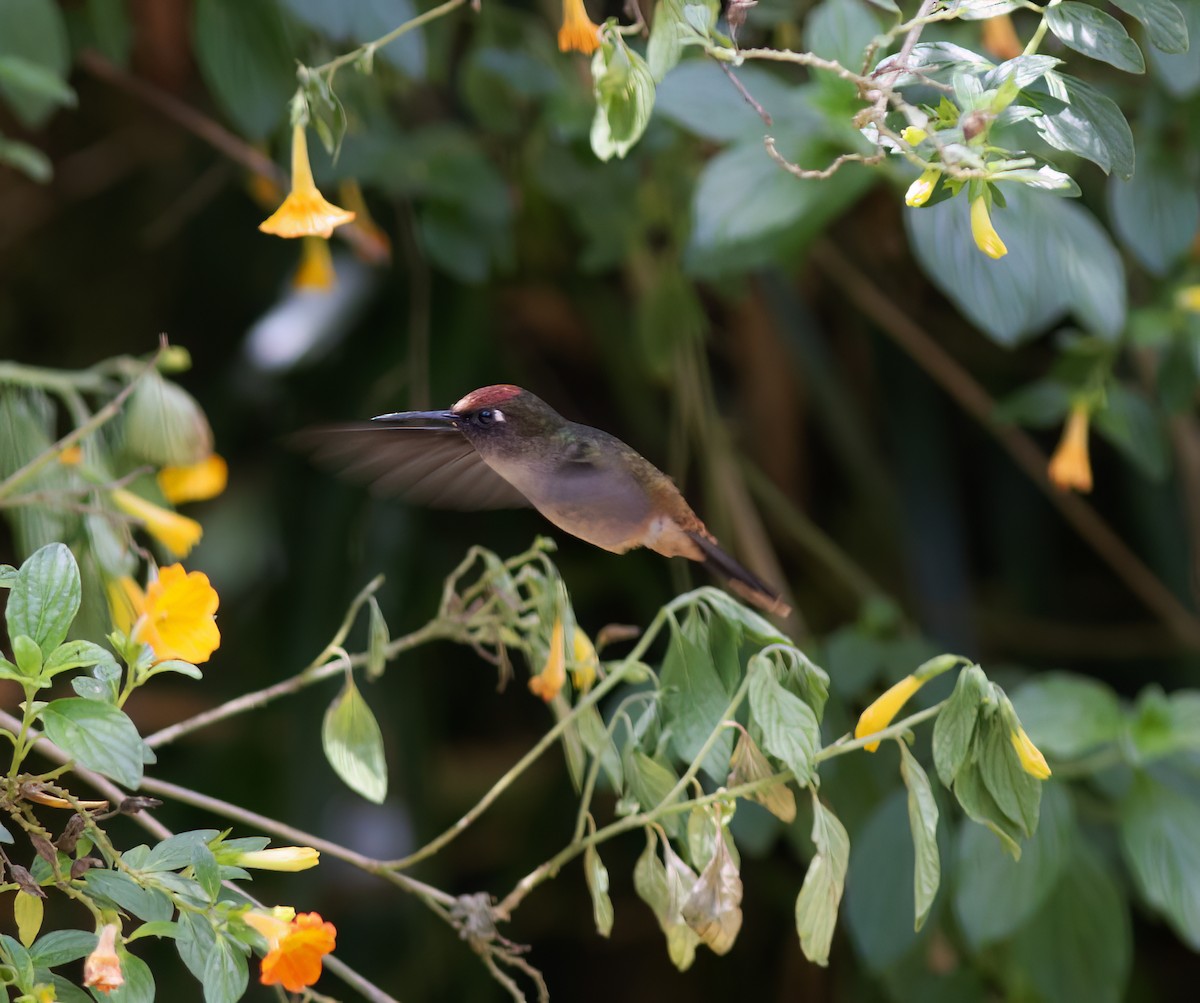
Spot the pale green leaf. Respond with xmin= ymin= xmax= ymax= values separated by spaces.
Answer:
xmin=794 ymin=791 xmax=849 ymax=966
xmin=40 ymin=698 xmax=149 ymax=788
xmin=899 ymin=743 xmax=940 ymax=931
xmin=322 ymin=676 xmax=388 ymax=803
xmin=7 ymin=543 xmax=81 ymax=657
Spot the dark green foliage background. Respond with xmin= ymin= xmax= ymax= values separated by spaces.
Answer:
xmin=2 ymin=0 xmax=1200 ymax=999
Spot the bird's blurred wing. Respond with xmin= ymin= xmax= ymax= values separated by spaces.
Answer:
xmin=293 ymin=424 xmax=532 ymax=510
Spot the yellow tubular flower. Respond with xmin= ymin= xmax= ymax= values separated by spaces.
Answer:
xmin=259 ymin=125 xmax=356 ymax=239
xmin=970 ymin=196 xmax=1008 ymax=259
xmin=900 ymin=126 xmax=927 ymax=146
xmin=293 ymin=237 xmax=337 ymax=291
xmin=529 ymin=616 xmax=567 ymax=702
xmin=83 ymin=924 xmax=123 ymax=995
xmin=1048 ymin=404 xmax=1093 ymax=493
xmin=232 ymin=847 xmax=320 ymax=872
xmin=158 ymin=454 xmax=228 ymax=505
xmin=133 ymin=564 xmax=221 ymax=664
xmin=111 ymin=489 xmax=203 ymax=558
xmin=570 ymin=626 xmax=599 ymax=693
xmin=905 ymin=168 xmax=940 ymax=207
xmin=558 ymin=0 xmax=601 ymax=55
xmin=1011 ymin=726 xmax=1051 ymax=779
xmin=855 ymin=674 xmax=926 ymax=752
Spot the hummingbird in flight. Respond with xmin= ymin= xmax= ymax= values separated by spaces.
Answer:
xmin=302 ymin=385 xmax=791 ymax=616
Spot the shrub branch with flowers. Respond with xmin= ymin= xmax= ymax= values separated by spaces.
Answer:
xmin=2 ymin=0 xmax=1200 ymax=999
xmin=2 ymin=343 xmax=1052 ymax=1000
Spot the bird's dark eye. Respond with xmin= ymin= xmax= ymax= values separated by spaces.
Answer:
xmin=475 ymin=409 xmax=494 ymax=426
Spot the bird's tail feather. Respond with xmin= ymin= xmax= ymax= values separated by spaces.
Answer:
xmin=686 ymin=532 xmax=792 ymax=617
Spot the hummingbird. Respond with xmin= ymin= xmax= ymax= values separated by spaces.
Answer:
xmin=301 ymin=385 xmax=791 ymax=616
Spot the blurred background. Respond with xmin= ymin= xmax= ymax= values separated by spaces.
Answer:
xmin=2 ymin=0 xmax=1200 ymax=999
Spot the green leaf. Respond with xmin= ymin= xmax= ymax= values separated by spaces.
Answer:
xmin=366 ymin=597 xmax=389 ymax=680
xmin=979 ymin=720 xmax=1042 ymax=838
xmin=952 ymin=780 xmax=1072 ymax=947
xmin=584 ymin=839 xmax=615 ymax=938
xmin=906 ymin=184 xmax=1127 ymax=346
xmin=1009 ymin=837 xmax=1132 ymax=1003
xmin=322 ymin=675 xmax=388 ymax=804
xmin=0 ymin=564 xmax=16 ymax=586
xmin=633 ymin=828 xmax=702 ymax=970
xmin=40 ymin=698 xmax=149 ymax=788
xmin=747 ymin=653 xmax=820 ymax=786
xmin=42 ymin=640 xmax=119 ymax=679
xmin=1109 ymin=0 xmax=1188 ymax=53
xmin=0 ymin=54 xmax=74 ymax=109
xmin=175 ymin=912 xmax=216 ymax=985
xmin=1108 ymin=155 xmax=1199 ymax=276
xmin=623 ymin=750 xmax=684 ymax=836
xmin=84 ymin=0 xmax=134 ymax=64
xmin=661 ymin=612 xmax=734 ymax=782
xmin=201 ymin=933 xmax=248 ymax=1003
xmin=7 ymin=543 xmax=81 ymax=657
xmin=1147 ymin=0 xmax=1200 ymax=94
xmin=590 ymin=34 xmax=656 ymax=161
xmin=806 ymin=0 xmax=880 ymax=89
xmin=140 ymin=830 xmax=221 ymax=872
xmin=29 ymin=929 xmax=95 ymax=967
xmin=992 ymin=379 xmax=1072 ymax=427
xmin=952 ymin=759 xmax=1025 ymax=858
xmin=82 ymin=871 xmax=173 ymax=923
xmin=794 ymin=791 xmax=849 ymax=966
xmin=1010 ymin=672 xmax=1122 ymax=760
xmin=647 ymin=0 xmax=693 ymax=82
xmin=899 ymin=743 xmax=940 ymax=932
xmin=0 ymin=0 xmax=69 ymax=127
xmin=932 ymin=664 xmax=986 ymax=787
xmin=13 ymin=634 xmax=42 ymax=677
xmin=191 ymin=0 xmax=296 ymax=139
xmin=0 ymin=933 xmax=35 ymax=986
xmin=124 ymin=921 xmax=179 ymax=943
xmin=1045 ymin=3 xmax=1145 ymax=72
xmin=1125 ymin=686 xmax=1200 ymax=761
xmin=574 ymin=702 xmax=623 ymax=790
xmin=1028 ymin=72 xmax=1135 ymax=179
xmin=1093 ymin=383 xmax=1170 ymax=482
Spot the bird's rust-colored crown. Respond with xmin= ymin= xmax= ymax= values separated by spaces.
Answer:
xmin=453 ymin=385 xmax=524 ymax=412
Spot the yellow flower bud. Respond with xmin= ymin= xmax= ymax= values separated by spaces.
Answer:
xmin=905 ymin=168 xmax=940 ymax=207
xmin=231 ymin=846 xmax=320 ymax=872
xmin=970 ymin=195 xmax=1008 ymax=259
xmin=1010 ymin=726 xmax=1051 ymax=779
xmin=1176 ymin=285 xmax=1200 ymax=313
xmin=900 ymin=126 xmax=928 ymax=146
xmin=570 ymin=626 xmax=599 ymax=693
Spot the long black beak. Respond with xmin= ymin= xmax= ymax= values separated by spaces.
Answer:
xmin=370 ymin=409 xmax=461 ymax=429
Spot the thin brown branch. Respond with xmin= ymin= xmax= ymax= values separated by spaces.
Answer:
xmin=812 ymin=239 xmax=1200 ymax=650
xmin=718 ymin=63 xmax=772 ymax=126
xmin=764 ymin=136 xmax=884 ymax=180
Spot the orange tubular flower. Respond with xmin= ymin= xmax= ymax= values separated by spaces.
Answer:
xmin=131 ymin=564 xmax=221 ymax=664
xmin=259 ymin=125 xmax=356 ymax=239
xmin=529 ymin=616 xmax=567 ymax=702
xmin=1048 ymin=404 xmax=1093 ymax=493
xmin=83 ymin=924 xmax=124 ymax=994
xmin=981 ymin=13 xmax=1023 ymax=60
xmin=244 ymin=910 xmax=337 ymax=993
xmin=111 ymin=489 xmax=203 ymax=558
xmin=157 ymin=454 xmax=228 ymax=505
xmin=558 ymin=0 xmax=601 ymax=54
